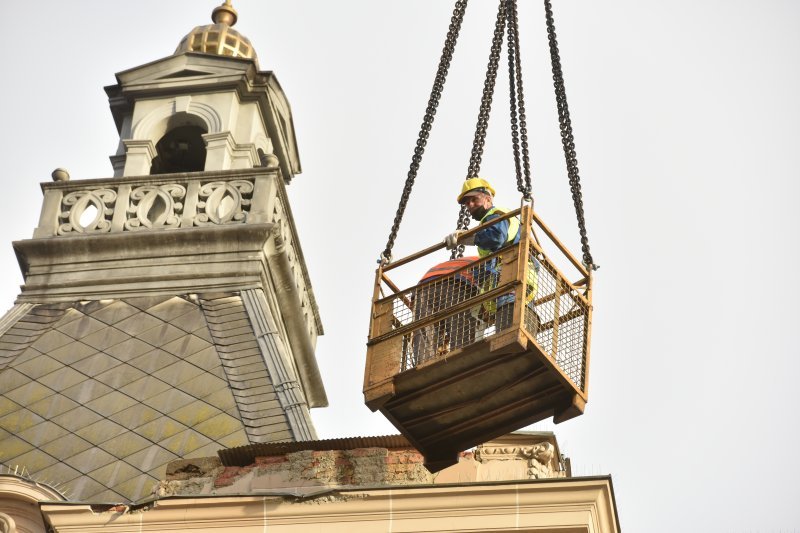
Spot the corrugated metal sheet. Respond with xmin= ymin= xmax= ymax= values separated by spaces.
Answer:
xmin=218 ymin=435 xmax=412 ymax=467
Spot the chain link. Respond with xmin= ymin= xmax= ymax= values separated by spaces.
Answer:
xmin=451 ymin=204 xmax=472 ymax=260
xmin=381 ymin=0 xmax=469 ymax=264
xmin=506 ymin=0 xmax=532 ymax=202
xmin=453 ymin=0 xmax=508 ymax=260
xmin=465 ymin=0 xmax=508 ymax=180
xmin=544 ymin=0 xmax=595 ymax=269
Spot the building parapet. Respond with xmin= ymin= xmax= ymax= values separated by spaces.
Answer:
xmin=156 ymin=432 xmax=568 ymax=498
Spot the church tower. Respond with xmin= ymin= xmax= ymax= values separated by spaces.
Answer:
xmin=0 ymin=1 xmax=325 ymax=503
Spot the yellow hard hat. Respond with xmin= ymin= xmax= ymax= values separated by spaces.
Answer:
xmin=457 ymin=177 xmax=496 ymax=203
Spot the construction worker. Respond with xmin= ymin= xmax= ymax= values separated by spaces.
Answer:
xmin=444 ymin=178 xmax=538 ymax=333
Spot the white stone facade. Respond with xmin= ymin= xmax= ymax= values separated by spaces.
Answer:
xmin=106 ymin=53 xmax=301 ymax=182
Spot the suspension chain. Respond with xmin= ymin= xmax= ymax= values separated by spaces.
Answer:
xmin=506 ymin=0 xmax=532 ymax=201
xmin=381 ymin=0 xmax=469 ymax=264
xmin=465 ymin=0 xmax=508 ymax=180
xmin=544 ymin=0 xmax=595 ymax=269
xmin=451 ymin=203 xmax=472 ymax=259
xmin=453 ymin=0 xmax=508 ymax=260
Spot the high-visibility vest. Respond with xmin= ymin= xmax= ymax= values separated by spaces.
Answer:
xmin=476 ymin=207 xmax=521 ymax=258
xmin=474 ymin=207 xmax=538 ymax=312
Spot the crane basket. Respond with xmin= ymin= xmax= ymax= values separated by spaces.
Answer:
xmin=364 ymin=205 xmax=592 ymax=472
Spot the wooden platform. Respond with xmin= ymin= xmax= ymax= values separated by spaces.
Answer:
xmin=366 ymin=326 xmax=585 ymax=472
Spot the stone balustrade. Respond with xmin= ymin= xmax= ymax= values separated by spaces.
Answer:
xmin=23 ymin=167 xmax=322 ymax=343
xmin=33 ymin=169 xmax=278 ymax=238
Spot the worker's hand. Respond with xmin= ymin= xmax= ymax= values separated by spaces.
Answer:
xmin=444 ymin=231 xmax=461 ymax=250
xmin=444 ymin=230 xmax=474 ymax=249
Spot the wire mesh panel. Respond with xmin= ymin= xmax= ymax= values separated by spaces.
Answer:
xmin=380 ymin=255 xmax=511 ymax=371
xmin=527 ymin=244 xmax=589 ymax=391
xmin=382 ymin=251 xmax=589 ymax=389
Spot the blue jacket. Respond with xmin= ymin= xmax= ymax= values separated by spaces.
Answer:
xmin=474 ymin=206 xmax=538 ymax=310
xmin=475 ymin=207 xmax=520 ymax=256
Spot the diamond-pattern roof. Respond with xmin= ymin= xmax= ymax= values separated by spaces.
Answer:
xmin=0 ymin=294 xmax=294 ymax=502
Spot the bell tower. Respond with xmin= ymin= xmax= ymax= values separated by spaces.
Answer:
xmin=0 ymin=1 xmax=325 ymax=503
xmin=108 ymin=0 xmax=300 ymax=181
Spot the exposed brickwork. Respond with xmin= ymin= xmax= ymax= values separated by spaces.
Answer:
xmin=214 ymin=466 xmax=254 ymax=488
xmin=254 ymin=455 xmax=288 ymax=466
xmin=158 ymin=433 xmax=568 ymax=497
xmin=167 ymin=447 xmax=452 ymax=490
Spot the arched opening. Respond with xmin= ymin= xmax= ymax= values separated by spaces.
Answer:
xmin=150 ymin=124 xmax=207 ymax=174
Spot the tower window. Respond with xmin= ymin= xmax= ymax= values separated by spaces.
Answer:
xmin=150 ymin=125 xmax=207 ymax=174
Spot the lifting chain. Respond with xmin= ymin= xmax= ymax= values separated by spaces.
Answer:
xmin=451 ymin=203 xmax=472 ymax=259
xmin=506 ymin=0 xmax=532 ymax=202
xmin=465 ymin=0 xmax=508 ymax=180
xmin=381 ymin=0 xmax=469 ymax=265
xmin=544 ymin=0 xmax=595 ymax=270
xmin=453 ymin=0 xmax=508 ymax=260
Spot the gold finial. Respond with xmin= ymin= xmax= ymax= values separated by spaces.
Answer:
xmin=212 ymin=0 xmax=238 ymax=26
xmin=175 ymin=0 xmax=256 ymax=60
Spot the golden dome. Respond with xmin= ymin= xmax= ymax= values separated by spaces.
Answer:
xmin=175 ymin=1 xmax=257 ymax=60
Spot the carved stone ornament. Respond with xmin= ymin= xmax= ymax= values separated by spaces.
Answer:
xmin=125 ymin=184 xmax=186 ymax=230
xmin=475 ymin=441 xmax=557 ymax=479
xmin=58 ymin=189 xmax=116 ymax=234
xmin=194 ymin=180 xmax=253 ymax=226
xmin=0 ymin=512 xmax=16 ymax=533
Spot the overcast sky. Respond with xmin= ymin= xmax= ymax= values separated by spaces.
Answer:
xmin=1 ymin=1 xmax=799 ymax=531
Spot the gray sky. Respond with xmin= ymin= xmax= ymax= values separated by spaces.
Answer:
xmin=1 ymin=1 xmax=799 ymax=531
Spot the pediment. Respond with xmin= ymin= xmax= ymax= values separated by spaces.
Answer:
xmin=114 ymin=52 xmax=255 ymax=89
xmin=155 ymin=69 xmax=216 ymax=79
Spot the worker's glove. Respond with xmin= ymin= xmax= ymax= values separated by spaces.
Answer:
xmin=444 ymin=230 xmax=475 ymax=250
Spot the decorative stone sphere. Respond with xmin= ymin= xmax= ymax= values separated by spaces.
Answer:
xmin=51 ymin=168 xmax=70 ymax=182
xmin=262 ymin=153 xmax=280 ymax=171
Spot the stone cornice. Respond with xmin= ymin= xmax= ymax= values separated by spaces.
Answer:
xmin=14 ymin=224 xmax=274 ymax=303
xmin=40 ymin=478 xmax=619 ymax=532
